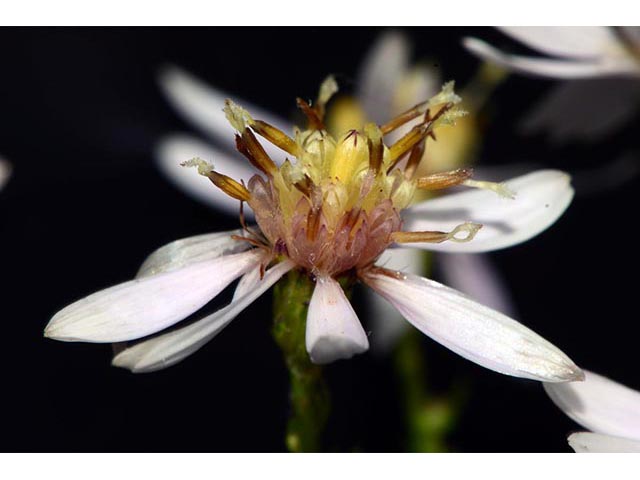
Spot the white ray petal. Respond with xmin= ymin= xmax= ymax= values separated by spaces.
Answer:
xmin=403 ymin=170 xmax=574 ymax=253
xmin=306 ymin=276 xmax=369 ymax=364
xmin=463 ymin=37 xmax=640 ymax=79
xmin=112 ymin=260 xmax=293 ymax=373
xmin=232 ymin=262 xmax=265 ymax=301
xmin=363 ymin=270 xmax=583 ymax=382
xmin=137 ymin=228 xmax=249 ymax=278
xmin=436 ymin=253 xmax=517 ymax=318
xmin=368 ymin=247 xmax=425 ymax=352
xmin=158 ymin=65 xmax=293 ymax=161
xmin=155 ymin=133 xmax=256 ymax=217
xmin=0 ymin=157 xmax=11 ymax=191
xmin=498 ymin=27 xmax=622 ymax=60
xmin=544 ymin=370 xmax=640 ymax=441
xmin=568 ymin=432 xmax=640 ymax=453
xmin=356 ymin=31 xmax=411 ymax=124
xmin=519 ymin=78 xmax=640 ymax=143
xmin=45 ymin=250 xmax=263 ymax=343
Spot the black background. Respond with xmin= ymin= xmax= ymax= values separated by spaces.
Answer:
xmin=1 ymin=27 xmax=638 ymax=452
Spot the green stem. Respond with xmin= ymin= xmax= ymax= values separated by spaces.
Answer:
xmin=394 ymin=330 xmax=458 ymax=452
xmin=392 ymin=251 xmax=462 ymax=452
xmin=271 ymin=269 xmax=330 ymax=452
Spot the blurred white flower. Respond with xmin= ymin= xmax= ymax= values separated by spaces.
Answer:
xmin=545 ymin=370 xmax=640 ymax=452
xmin=463 ymin=27 xmax=640 ymax=142
xmin=45 ymin=77 xmax=581 ymax=382
xmin=464 ymin=27 xmax=640 ymax=80
xmin=156 ymin=32 xmax=519 ymax=353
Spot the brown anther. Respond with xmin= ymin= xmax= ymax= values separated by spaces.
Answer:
xmin=274 ymin=238 xmax=288 ymax=256
xmin=345 ymin=129 xmax=358 ymax=145
xmin=236 ymin=127 xmax=277 ymax=176
xmin=296 ymin=98 xmax=325 ymax=130
xmin=306 ymin=205 xmax=322 ymax=241
xmin=259 ymin=262 xmax=266 ymax=280
xmin=360 ymin=265 xmax=407 ymax=281
xmin=365 ymin=124 xmax=384 ymax=173
xmin=207 ymin=171 xmax=251 ymax=202
xmin=231 ymin=235 xmax=268 ymax=249
xmin=251 ymin=120 xmax=300 ymax=156
xmin=416 ymin=168 xmax=474 ymax=190
xmin=368 ymin=137 xmax=383 ymax=173
xmin=238 ymin=201 xmax=263 ymax=242
xmin=402 ymin=136 xmax=426 ymax=179
xmin=430 ymin=102 xmax=455 ymax=123
xmin=293 ymin=174 xmax=314 ymax=197
xmin=387 ymin=122 xmax=429 ymax=167
xmin=391 ymin=223 xmax=482 ymax=244
xmin=390 ymin=230 xmax=452 ymax=244
xmin=387 ymin=102 xmax=454 ymax=172
xmin=235 ymin=134 xmax=252 ymax=160
xmin=338 ymin=207 xmax=362 ymax=232
xmin=380 ymin=100 xmax=429 ymax=135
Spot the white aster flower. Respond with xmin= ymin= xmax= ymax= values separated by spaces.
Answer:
xmin=45 ymin=76 xmax=582 ymax=384
xmin=463 ymin=27 xmax=640 ymax=142
xmin=154 ymin=32 xmax=518 ymax=352
xmin=544 ymin=370 xmax=640 ymax=452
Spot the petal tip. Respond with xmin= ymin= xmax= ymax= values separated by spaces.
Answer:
xmin=461 ymin=37 xmax=489 ymax=55
xmin=567 ymin=432 xmax=584 ymax=452
xmin=110 ymin=354 xmax=137 ymax=373
xmin=541 ymin=361 xmax=585 ymax=383
xmin=43 ymin=316 xmax=69 ymax=341
xmin=570 ymin=367 xmax=586 ymax=382
xmin=305 ymin=276 xmax=370 ymax=365
xmin=43 ymin=324 xmax=55 ymax=339
xmin=308 ymin=335 xmax=369 ymax=365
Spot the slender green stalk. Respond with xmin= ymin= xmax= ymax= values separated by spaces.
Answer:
xmin=390 ymin=60 xmax=494 ymax=452
xmin=392 ymin=252 xmax=463 ymax=452
xmin=394 ymin=330 xmax=459 ymax=452
xmin=271 ymin=269 xmax=329 ymax=452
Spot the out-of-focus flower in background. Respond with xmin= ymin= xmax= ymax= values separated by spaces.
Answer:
xmin=544 ymin=370 xmax=640 ymax=452
xmin=464 ymin=27 xmax=640 ymax=79
xmin=0 ymin=156 xmax=11 ymax=191
xmin=463 ymin=27 xmax=640 ymax=142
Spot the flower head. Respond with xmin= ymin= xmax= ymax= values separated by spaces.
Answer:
xmin=45 ymin=76 xmax=581 ymax=382
xmin=154 ymin=34 xmax=517 ymax=356
xmin=214 ymin=79 xmax=468 ymax=278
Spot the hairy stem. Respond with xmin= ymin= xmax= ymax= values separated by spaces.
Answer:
xmin=272 ymin=269 xmax=329 ymax=452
